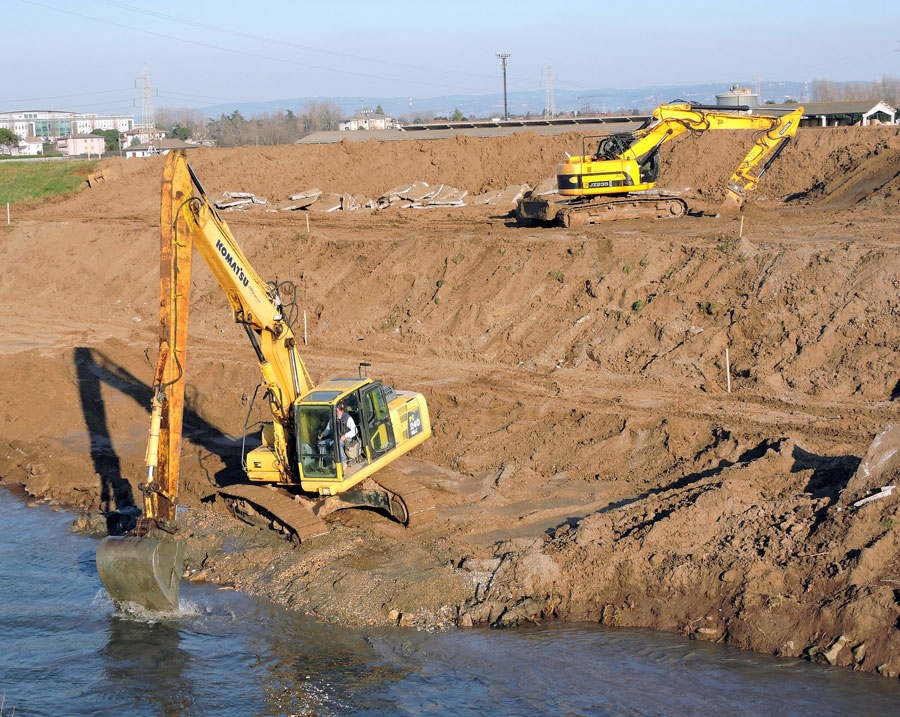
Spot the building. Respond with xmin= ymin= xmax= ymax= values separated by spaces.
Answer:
xmin=19 ymin=137 xmax=45 ymax=156
xmin=124 ymin=138 xmax=193 ymax=159
xmin=0 ymin=110 xmax=134 ymax=141
xmin=123 ymin=125 xmax=167 ymax=148
xmin=798 ymin=100 xmax=896 ymax=127
xmin=56 ymin=134 xmax=106 ymax=157
xmin=710 ymin=89 xmax=896 ymax=127
xmin=339 ymin=114 xmax=395 ymax=131
xmin=757 ymin=100 xmax=897 ymax=126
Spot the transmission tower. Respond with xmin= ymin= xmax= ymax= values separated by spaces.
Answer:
xmin=544 ymin=65 xmax=556 ymax=118
xmin=139 ymin=65 xmax=155 ymax=134
xmin=496 ymin=51 xmax=510 ymax=120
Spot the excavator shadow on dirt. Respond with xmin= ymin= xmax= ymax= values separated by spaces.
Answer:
xmin=77 ymin=345 xmax=256 ymax=613
xmin=73 ymin=346 xmax=247 ymax=536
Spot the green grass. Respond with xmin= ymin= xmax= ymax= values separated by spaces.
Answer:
xmin=0 ymin=159 xmax=97 ymax=205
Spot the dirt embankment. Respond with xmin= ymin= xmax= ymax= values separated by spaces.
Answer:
xmin=3 ymin=124 xmax=900 ymax=676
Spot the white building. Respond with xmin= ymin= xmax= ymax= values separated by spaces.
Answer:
xmin=0 ymin=110 xmax=134 ymax=141
xmin=124 ymin=138 xmax=193 ymax=159
xmin=339 ymin=114 xmax=395 ymax=131
xmin=123 ymin=125 xmax=167 ymax=147
xmin=19 ymin=137 xmax=44 ymax=156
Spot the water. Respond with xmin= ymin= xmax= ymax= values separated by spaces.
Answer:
xmin=2 ymin=488 xmax=899 ymax=716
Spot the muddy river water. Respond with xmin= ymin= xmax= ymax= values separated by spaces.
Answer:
xmin=2 ymin=488 xmax=899 ymax=716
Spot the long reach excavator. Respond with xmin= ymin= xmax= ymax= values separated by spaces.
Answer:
xmin=96 ymin=151 xmax=434 ymax=611
xmin=516 ymin=101 xmax=804 ymax=226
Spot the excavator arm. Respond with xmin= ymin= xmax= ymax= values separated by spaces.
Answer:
xmin=142 ymin=151 xmax=316 ymax=519
xmin=173 ymin=155 xmax=315 ymax=485
xmin=178 ymin=158 xmax=314 ymax=418
xmin=722 ymin=107 xmax=802 ymax=203
xmin=94 ymin=153 xmax=197 ymax=612
xmin=641 ymin=102 xmax=803 ymax=205
xmin=97 ymin=151 xmax=315 ymax=611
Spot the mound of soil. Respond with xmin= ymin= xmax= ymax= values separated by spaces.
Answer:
xmin=3 ymin=124 xmax=900 ymax=677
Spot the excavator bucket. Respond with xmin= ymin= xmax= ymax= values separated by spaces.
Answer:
xmin=96 ymin=536 xmax=186 ymax=612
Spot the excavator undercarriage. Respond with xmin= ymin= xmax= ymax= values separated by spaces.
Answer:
xmin=217 ymin=470 xmax=436 ymax=544
xmin=517 ymin=193 xmax=689 ymax=226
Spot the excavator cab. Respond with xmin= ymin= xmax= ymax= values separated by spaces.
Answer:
xmin=294 ymin=384 xmax=394 ymax=479
xmin=289 ymin=378 xmax=418 ymax=495
xmin=595 ymin=132 xmax=637 ymax=160
xmin=561 ymin=133 xmax=666 ymax=197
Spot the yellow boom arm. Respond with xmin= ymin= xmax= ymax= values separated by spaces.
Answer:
xmin=142 ymin=151 xmax=315 ymax=519
xmin=558 ymin=101 xmax=804 ymax=205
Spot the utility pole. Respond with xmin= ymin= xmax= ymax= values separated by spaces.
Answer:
xmin=544 ymin=64 xmax=556 ymax=118
xmin=139 ymin=65 xmax=155 ymax=137
xmin=496 ymin=51 xmax=510 ymax=120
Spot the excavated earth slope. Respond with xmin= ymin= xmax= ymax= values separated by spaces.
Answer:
xmin=3 ymin=125 xmax=900 ymax=676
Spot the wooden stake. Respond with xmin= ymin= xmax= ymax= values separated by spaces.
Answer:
xmin=725 ymin=348 xmax=731 ymax=393
xmin=306 ymin=213 xmax=310 ymax=234
xmin=303 ymin=310 xmax=308 ymax=345
xmin=739 ymin=215 xmax=744 ymax=239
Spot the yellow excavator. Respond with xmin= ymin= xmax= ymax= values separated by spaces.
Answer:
xmin=96 ymin=151 xmax=434 ymax=611
xmin=516 ymin=101 xmax=804 ymax=226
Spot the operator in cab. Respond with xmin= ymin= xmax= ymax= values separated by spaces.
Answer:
xmin=318 ymin=402 xmax=357 ymax=468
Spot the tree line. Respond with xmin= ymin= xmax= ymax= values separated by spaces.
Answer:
xmin=146 ymin=75 xmax=900 ymax=149
xmin=811 ymin=75 xmax=900 ymax=109
xmin=156 ymin=101 xmax=347 ymax=148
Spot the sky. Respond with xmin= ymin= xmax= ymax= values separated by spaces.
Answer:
xmin=6 ymin=0 xmax=899 ymax=117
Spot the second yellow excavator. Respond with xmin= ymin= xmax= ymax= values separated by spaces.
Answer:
xmin=516 ymin=101 xmax=804 ymax=226
xmin=97 ymin=151 xmax=434 ymax=611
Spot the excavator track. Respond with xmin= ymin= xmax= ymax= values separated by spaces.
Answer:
xmin=557 ymin=195 xmax=687 ymax=226
xmin=218 ymin=484 xmax=329 ymax=544
xmin=371 ymin=470 xmax=436 ymax=527
xmin=516 ymin=194 xmax=687 ymax=227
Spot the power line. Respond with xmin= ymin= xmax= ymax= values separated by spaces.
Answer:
xmin=22 ymin=0 xmax=499 ymax=96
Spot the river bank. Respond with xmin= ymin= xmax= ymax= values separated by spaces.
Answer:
xmin=2 ymin=126 xmax=900 ymax=678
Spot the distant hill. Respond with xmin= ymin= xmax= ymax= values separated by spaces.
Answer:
xmin=199 ymin=81 xmax=810 ymax=121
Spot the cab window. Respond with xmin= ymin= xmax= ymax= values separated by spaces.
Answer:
xmin=361 ymin=384 xmax=395 ymax=456
xmin=295 ymin=405 xmax=336 ymax=477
